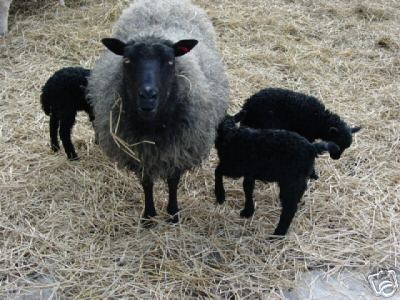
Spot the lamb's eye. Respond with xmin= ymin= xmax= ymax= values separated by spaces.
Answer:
xmin=123 ymin=58 xmax=130 ymax=64
xmin=167 ymin=60 xmax=174 ymax=65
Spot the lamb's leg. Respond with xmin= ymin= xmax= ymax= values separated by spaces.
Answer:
xmin=240 ymin=176 xmax=255 ymax=218
xmin=0 ymin=0 xmax=11 ymax=36
xmin=94 ymin=131 xmax=99 ymax=145
xmin=141 ymin=176 xmax=156 ymax=226
xmin=87 ymin=109 xmax=95 ymax=123
xmin=59 ymin=113 xmax=78 ymax=160
xmin=274 ymin=179 xmax=307 ymax=236
xmin=215 ymin=165 xmax=225 ymax=204
xmin=310 ymin=167 xmax=319 ymax=180
xmin=49 ymin=114 xmax=60 ymax=152
xmin=167 ymin=169 xmax=181 ymax=223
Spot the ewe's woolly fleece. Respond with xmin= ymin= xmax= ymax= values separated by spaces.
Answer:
xmin=88 ymin=0 xmax=229 ymax=179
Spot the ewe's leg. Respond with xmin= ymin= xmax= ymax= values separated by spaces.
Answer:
xmin=215 ymin=165 xmax=225 ymax=204
xmin=141 ymin=176 xmax=156 ymax=225
xmin=167 ymin=169 xmax=181 ymax=223
xmin=86 ymin=110 xmax=99 ymax=145
xmin=94 ymin=131 xmax=99 ymax=145
xmin=274 ymin=179 xmax=307 ymax=236
xmin=59 ymin=113 xmax=78 ymax=160
xmin=49 ymin=114 xmax=60 ymax=152
xmin=0 ymin=0 xmax=11 ymax=36
xmin=240 ymin=176 xmax=255 ymax=218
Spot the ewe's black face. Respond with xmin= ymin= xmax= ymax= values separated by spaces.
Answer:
xmin=122 ymin=42 xmax=175 ymax=120
xmin=101 ymin=37 xmax=198 ymax=121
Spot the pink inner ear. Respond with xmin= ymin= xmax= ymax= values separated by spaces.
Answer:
xmin=178 ymin=46 xmax=189 ymax=53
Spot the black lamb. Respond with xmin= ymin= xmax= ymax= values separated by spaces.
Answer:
xmin=214 ymin=113 xmax=340 ymax=236
xmin=239 ymin=88 xmax=361 ymax=160
xmin=40 ymin=67 xmax=94 ymax=160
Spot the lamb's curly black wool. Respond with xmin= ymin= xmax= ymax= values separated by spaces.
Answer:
xmin=215 ymin=114 xmax=340 ymax=236
xmin=239 ymin=88 xmax=361 ymax=159
xmin=41 ymin=67 xmax=93 ymax=160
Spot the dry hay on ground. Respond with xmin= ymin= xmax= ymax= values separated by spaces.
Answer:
xmin=0 ymin=0 xmax=399 ymax=298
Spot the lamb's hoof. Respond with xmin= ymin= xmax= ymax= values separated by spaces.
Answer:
xmin=272 ymin=229 xmax=287 ymax=237
xmin=51 ymin=145 xmax=60 ymax=152
xmin=330 ymin=151 xmax=341 ymax=160
xmin=215 ymin=190 xmax=225 ymax=204
xmin=167 ymin=214 xmax=179 ymax=224
xmin=216 ymin=197 xmax=225 ymax=205
xmin=240 ymin=208 xmax=254 ymax=218
xmin=68 ymin=155 xmax=79 ymax=161
xmin=267 ymin=235 xmax=284 ymax=241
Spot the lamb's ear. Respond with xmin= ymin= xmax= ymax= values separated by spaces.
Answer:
xmin=173 ymin=39 xmax=198 ymax=57
xmin=101 ymin=38 xmax=127 ymax=56
xmin=329 ymin=127 xmax=339 ymax=135
xmin=351 ymin=126 xmax=361 ymax=133
xmin=234 ymin=110 xmax=247 ymax=122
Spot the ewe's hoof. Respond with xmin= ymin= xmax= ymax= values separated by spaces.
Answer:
xmin=240 ymin=208 xmax=254 ymax=218
xmin=141 ymin=212 xmax=157 ymax=228
xmin=167 ymin=214 xmax=179 ymax=224
xmin=141 ymin=218 xmax=156 ymax=228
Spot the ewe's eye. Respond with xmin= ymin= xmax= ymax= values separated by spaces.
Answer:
xmin=123 ymin=58 xmax=130 ymax=64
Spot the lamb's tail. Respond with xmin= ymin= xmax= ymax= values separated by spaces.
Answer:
xmin=40 ymin=92 xmax=51 ymax=116
xmin=313 ymin=141 xmax=340 ymax=159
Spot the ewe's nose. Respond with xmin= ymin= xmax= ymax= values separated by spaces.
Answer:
xmin=138 ymin=85 xmax=159 ymax=112
xmin=139 ymin=85 xmax=159 ymax=100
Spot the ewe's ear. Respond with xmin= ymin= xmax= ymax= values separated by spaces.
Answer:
xmin=173 ymin=39 xmax=198 ymax=57
xmin=329 ymin=127 xmax=339 ymax=135
xmin=101 ymin=38 xmax=127 ymax=56
xmin=351 ymin=126 xmax=361 ymax=134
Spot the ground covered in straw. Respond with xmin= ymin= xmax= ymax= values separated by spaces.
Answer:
xmin=1 ymin=0 xmax=399 ymax=298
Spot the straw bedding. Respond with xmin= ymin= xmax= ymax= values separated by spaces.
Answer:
xmin=0 ymin=0 xmax=399 ymax=298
